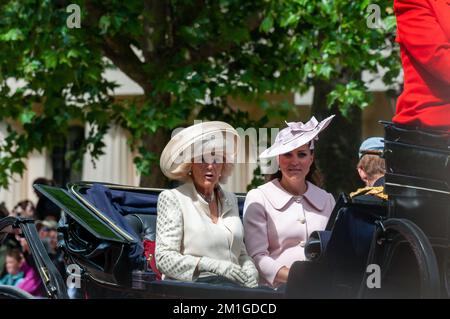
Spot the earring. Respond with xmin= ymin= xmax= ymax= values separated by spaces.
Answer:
xmin=188 ymin=171 xmax=192 ymax=176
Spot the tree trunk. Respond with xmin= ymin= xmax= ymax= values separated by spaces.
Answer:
xmin=139 ymin=128 xmax=172 ymax=188
xmin=311 ymin=80 xmax=362 ymax=196
xmin=139 ymin=94 xmax=172 ymax=188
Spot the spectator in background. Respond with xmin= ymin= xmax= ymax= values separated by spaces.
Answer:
xmin=33 ymin=178 xmax=61 ymax=221
xmin=37 ymin=219 xmax=56 ymax=241
xmin=0 ymin=202 xmax=8 ymax=219
xmin=0 ymin=202 xmax=21 ymax=278
xmin=0 ymin=202 xmax=9 ymax=276
xmin=36 ymin=220 xmax=65 ymax=276
xmin=11 ymin=200 xmax=35 ymax=219
xmin=13 ymin=231 xmax=45 ymax=297
xmin=0 ymin=249 xmax=25 ymax=286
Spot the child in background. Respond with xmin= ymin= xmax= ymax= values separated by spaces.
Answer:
xmin=0 ymin=249 xmax=25 ymax=286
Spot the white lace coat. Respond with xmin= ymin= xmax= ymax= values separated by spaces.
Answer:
xmin=155 ymin=181 xmax=256 ymax=281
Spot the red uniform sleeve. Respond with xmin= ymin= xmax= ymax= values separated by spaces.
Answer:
xmin=395 ymin=0 xmax=450 ymax=85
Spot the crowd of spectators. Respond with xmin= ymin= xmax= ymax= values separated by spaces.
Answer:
xmin=0 ymin=177 xmax=64 ymax=298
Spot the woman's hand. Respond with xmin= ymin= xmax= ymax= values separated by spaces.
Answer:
xmin=243 ymin=276 xmax=259 ymax=288
xmin=198 ymin=257 xmax=248 ymax=285
xmin=274 ymin=266 xmax=290 ymax=285
xmin=241 ymin=259 xmax=259 ymax=288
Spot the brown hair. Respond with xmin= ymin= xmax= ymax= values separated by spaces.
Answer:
xmin=12 ymin=200 xmax=35 ymax=217
xmin=7 ymin=249 xmax=23 ymax=263
xmin=357 ymin=154 xmax=385 ymax=180
xmin=268 ymin=149 xmax=324 ymax=188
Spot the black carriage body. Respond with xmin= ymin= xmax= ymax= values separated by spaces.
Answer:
xmin=383 ymin=122 xmax=450 ymax=297
xmin=384 ymin=123 xmax=450 ymax=244
xmin=287 ymin=123 xmax=449 ymax=299
xmin=34 ymin=182 xmax=282 ymax=299
xmin=34 ymin=183 xmax=142 ymax=288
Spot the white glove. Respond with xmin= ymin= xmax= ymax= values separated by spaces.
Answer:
xmin=198 ymin=257 xmax=248 ymax=286
xmin=241 ymin=259 xmax=259 ymax=288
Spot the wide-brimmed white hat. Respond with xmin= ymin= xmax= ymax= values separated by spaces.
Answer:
xmin=259 ymin=115 xmax=335 ymax=158
xmin=160 ymin=121 xmax=240 ymax=180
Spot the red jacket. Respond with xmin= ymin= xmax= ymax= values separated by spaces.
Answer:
xmin=394 ymin=0 xmax=450 ymax=131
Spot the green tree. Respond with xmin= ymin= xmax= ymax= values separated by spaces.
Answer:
xmin=262 ymin=0 xmax=401 ymax=193
xmin=0 ymin=0 xmax=400 ymax=194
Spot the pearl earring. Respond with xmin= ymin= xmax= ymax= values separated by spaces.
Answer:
xmin=188 ymin=171 xmax=192 ymax=176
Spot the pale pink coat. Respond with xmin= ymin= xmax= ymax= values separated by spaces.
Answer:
xmin=243 ymin=179 xmax=335 ymax=287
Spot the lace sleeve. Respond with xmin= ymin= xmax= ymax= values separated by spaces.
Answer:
xmin=155 ymin=190 xmax=201 ymax=281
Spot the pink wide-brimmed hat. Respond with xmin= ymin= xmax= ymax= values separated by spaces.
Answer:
xmin=259 ymin=115 xmax=335 ymax=158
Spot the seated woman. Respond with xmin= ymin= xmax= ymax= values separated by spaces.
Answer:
xmin=243 ymin=115 xmax=336 ymax=288
xmin=155 ymin=121 xmax=258 ymax=288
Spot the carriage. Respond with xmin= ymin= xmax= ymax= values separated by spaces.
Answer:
xmin=286 ymin=122 xmax=449 ymax=299
xmin=0 ymin=122 xmax=448 ymax=299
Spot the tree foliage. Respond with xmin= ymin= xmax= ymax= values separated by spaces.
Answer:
xmin=0 ymin=0 xmax=400 ymax=192
xmin=260 ymin=0 xmax=400 ymax=193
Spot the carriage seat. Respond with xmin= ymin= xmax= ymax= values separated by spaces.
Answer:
xmin=124 ymin=214 xmax=157 ymax=241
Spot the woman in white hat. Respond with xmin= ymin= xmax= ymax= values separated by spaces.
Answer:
xmin=155 ymin=121 xmax=259 ymax=287
xmin=243 ymin=115 xmax=336 ymax=288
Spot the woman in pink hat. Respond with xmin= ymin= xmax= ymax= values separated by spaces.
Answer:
xmin=155 ymin=121 xmax=259 ymax=288
xmin=243 ymin=115 xmax=336 ymax=288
